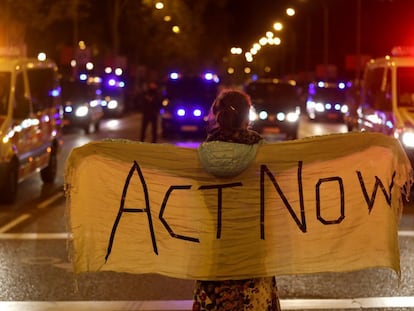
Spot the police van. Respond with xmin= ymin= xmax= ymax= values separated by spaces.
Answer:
xmin=349 ymin=47 xmax=414 ymax=163
xmin=0 ymin=52 xmax=62 ymax=203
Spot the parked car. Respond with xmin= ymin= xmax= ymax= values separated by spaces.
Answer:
xmin=160 ymin=72 xmax=220 ymax=138
xmin=61 ymin=76 xmax=103 ymax=134
xmin=244 ymin=78 xmax=301 ymax=140
xmin=306 ymin=80 xmax=350 ymax=122
xmin=0 ymin=55 xmax=62 ymax=204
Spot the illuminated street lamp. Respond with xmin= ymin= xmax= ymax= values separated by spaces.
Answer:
xmin=230 ymin=47 xmax=243 ymax=55
xmin=172 ymin=25 xmax=180 ymax=34
xmin=273 ymin=22 xmax=283 ymax=31
xmin=259 ymin=37 xmax=268 ymax=46
xmin=286 ymin=7 xmax=295 ymax=17
xmin=155 ymin=2 xmax=164 ymax=10
xmin=37 ymin=52 xmax=47 ymax=61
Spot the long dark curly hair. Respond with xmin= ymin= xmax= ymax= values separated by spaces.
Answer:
xmin=208 ymin=89 xmax=252 ymax=133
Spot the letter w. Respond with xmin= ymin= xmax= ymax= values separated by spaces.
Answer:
xmin=357 ymin=170 xmax=395 ymax=213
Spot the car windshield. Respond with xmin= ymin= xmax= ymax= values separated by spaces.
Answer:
xmin=310 ymin=86 xmax=346 ymax=102
xmin=166 ymin=77 xmax=218 ymax=104
xmin=61 ymin=80 xmax=100 ymax=102
xmin=0 ymin=72 xmax=11 ymax=115
xmin=397 ymin=67 xmax=414 ymax=107
xmin=245 ymin=82 xmax=299 ymax=109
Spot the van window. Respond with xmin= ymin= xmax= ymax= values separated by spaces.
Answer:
xmin=363 ymin=67 xmax=391 ymax=111
xmin=13 ymin=72 xmax=31 ymax=119
xmin=0 ymin=72 xmax=10 ymax=115
xmin=27 ymin=68 xmax=58 ymax=112
xmin=397 ymin=67 xmax=414 ymax=107
xmin=61 ymin=79 xmax=100 ymax=103
xmin=308 ymin=83 xmax=347 ymax=103
xmin=15 ymin=72 xmax=25 ymax=108
xmin=165 ymin=76 xmax=218 ymax=103
xmin=246 ymin=81 xmax=300 ymax=110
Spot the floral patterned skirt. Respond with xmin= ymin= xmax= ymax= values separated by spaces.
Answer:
xmin=192 ymin=276 xmax=281 ymax=311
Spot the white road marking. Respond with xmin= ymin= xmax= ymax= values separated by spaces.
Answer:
xmin=0 ymin=232 xmax=71 ymax=239
xmin=0 ymin=230 xmax=413 ymax=240
xmin=0 ymin=213 xmax=412 ymax=310
xmin=1 ymin=297 xmax=414 ymax=310
xmin=36 ymin=192 xmax=64 ymax=209
xmin=0 ymin=214 xmax=31 ymax=233
xmin=399 ymin=230 xmax=414 ymax=237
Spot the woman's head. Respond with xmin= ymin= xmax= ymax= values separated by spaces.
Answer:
xmin=209 ymin=89 xmax=251 ymax=132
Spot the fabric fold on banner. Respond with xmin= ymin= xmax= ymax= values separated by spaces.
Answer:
xmin=65 ymin=132 xmax=412 ymax=280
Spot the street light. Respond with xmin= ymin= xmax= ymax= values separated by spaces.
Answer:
xmin=155 ymin=2 xmax=164 ymax=10
xmin=273 ymin=22 xmax=283 ymax=31
xmin=286 ymin=7 xmax=295 ymax=17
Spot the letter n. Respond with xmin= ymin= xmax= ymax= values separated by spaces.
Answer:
xmin=261 ymin=162 xmax=306 ymax=239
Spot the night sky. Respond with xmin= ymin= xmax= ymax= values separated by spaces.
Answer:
xmin=224 ymin=0 xmax=414 ymax=76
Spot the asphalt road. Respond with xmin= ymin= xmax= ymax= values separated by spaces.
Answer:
xmin=0 ymin=113 xmax=413 ymax=311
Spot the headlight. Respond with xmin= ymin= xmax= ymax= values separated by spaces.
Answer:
xmin=75 ymin=106 xmax=89 ymax=117
xmin=249 ymin=107 xmax=258 ymax=121
xmin=401 ymin=131 xmax=414 ymax=148
xmin=306 ymin=100 xmax=315 ymax=109
xmin=366 ymin=114 xmax=382 ymax=125
xmin=276 ymin=112 xmax=285 ymax=121
xmin=193 ymin=109 xmax=202 ymax=117
xmin=286 ymin=112 xmax=299 ymax=122
xmin=259 ymin=110 xmax=268 ymax=120
xmin=315 ymin=102 xmax=325 ymax=112
xmin=176 ymin=108 xmax=185 ymax=117
xmin=90 ymin=99 xmax=100 ymax=107
xmin=108 ymin=100 xmax=118 ymax=109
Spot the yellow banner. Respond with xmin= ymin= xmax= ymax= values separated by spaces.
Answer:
xmin=65 ymin=132 xmax=412 ymax=280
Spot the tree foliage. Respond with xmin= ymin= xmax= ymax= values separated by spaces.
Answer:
xmin=0 ymin=0 xmax=233 ymax=75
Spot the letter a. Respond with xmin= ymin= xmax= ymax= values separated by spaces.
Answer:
xmin=105 ymin=161 xmax=158 ymax=262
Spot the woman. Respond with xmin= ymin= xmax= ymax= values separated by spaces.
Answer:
xmin=193 ymin=89 xmax=282 ymax=310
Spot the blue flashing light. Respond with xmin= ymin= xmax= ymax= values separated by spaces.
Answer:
xmin=108 ymin=78 xmax=116 ymax=87
xmin=119 ymin=81 xmax=125 ymax=88
xmin=338 ymin=82 xmax=345 ymax=89
xmin=308 ymin=83 xmax=316 ymax=95
xmin=79 ymin=74 xmax=87 ymax=81
xmin=170 ymin=72 xmax=180 ymax=80
xmin=204 ymin=72 xmax=213 ymax=80
xmin=50 ymin=87 xmax=61 ymax=97
xmin=193 ymin=109 xmax=202 ymax=117
xmin=177 ymin=108 xmax=185 ymax=116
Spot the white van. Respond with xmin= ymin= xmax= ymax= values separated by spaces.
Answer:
xmin=347 ymin=48 xmax=414 ymax=163
xmin=0 ymin=55 xmax=63 ymax=204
